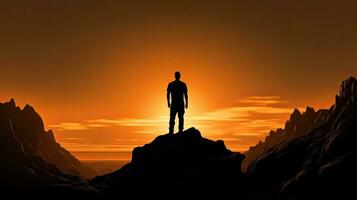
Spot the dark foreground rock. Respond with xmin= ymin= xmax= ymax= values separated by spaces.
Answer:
xmin=0 ymin=100 xmax=98 ymax=196
xmin=247 ymin=77 xmax=357 ymax=199
xmin=91 ymin=127 xmax=248 ymax=197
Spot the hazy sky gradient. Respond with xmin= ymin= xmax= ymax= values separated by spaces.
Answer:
xmin=1 ymin=0 xmax=357 ymax=160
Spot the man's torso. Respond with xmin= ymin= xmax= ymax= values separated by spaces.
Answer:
xmin=168 ymin=80 xmax=187 ymax=107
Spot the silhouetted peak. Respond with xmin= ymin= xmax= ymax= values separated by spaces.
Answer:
xmin=43 ymin=130 xmax=56 ymax=143
xmin=305 ymin=106 xmax=315 ymax=114
xmin=23 ymin=104 xmax=34 ymax=112
xmin=336 ymin=77 xmax=357 ymax=104
xmin=9 ymin=98 xmax=16 ymax=108
xmin=0 ymin=99 xmax=18 ymax=113
xmin=290 ymin=109 xmax=302 ymax=122
xmin=22 ymin=104 xmax=45 ymax=133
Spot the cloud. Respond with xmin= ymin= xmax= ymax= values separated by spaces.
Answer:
xmin=114 ymin=118 xmax=167 ymax=127
xmin=238 ymin=96 xmax=287 ymax=106
xmin=49 ymin=122 xmax=88 ymax=131
xmin=233 ymin=132 xmax=264 ymax=136
xmin=237 ymin=119 xmax=282 ymax=128
xmin=245 ymin=96 xmax=282 ymax=100
xmin=60 ymin=143 xmax=135 ymax=152
xmin=188 ymin=106 xmax=292 ymax=123
xmin=87 ymin=118 xmax=167 ymax=127
xmin=64 ymin=137 xmax=88 ymax=141
xmin=86 ymin=123 xmax=110 ymax=128
xmin=87 ymin=119 xmax=122 ymax=124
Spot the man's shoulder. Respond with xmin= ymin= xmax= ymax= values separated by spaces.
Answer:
xmin=178 ymin=80 xmax=186 ymax=85
xmin=180 ymin=81 xmax=187 ymax=87
xmin=168 ymin=81 xmax=175 ymax=87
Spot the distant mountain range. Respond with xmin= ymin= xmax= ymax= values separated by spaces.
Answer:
xmin=1 ymin=77 xmax=357 ymax=199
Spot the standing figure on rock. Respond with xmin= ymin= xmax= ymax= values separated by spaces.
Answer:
xmin=167 ymin=71 xmax=188 ymax=134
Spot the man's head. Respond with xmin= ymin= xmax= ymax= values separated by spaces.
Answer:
xmin=175 ymin=71 xmax=181 ymax=80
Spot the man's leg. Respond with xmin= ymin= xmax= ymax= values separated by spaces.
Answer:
xmin=178 ymin=110 xmax=184 ymax=132
xmin=169 ymin=108 xmax=176 ymax=134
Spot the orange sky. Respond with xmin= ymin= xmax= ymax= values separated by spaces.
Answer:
xmin=1 ymin=0 xmax=357 ymax=160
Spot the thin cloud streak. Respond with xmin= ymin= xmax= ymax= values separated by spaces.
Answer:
xmin=49 ymin=122 xmax=89 ymax=131
xmin=60 ymin=143 xmax=135 ymax=152
xmin=238 ymin=96 xmax=287 ymax=106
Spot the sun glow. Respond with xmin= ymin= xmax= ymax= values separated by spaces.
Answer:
xmin=50 ymin=96 xmax=299 ymax=158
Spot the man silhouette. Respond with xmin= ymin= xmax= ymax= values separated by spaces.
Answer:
xmin=167 ymin=71 xmax=188 ymax=134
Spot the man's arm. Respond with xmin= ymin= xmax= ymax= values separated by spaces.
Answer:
xmin=184 ymin=85 xmax=188 ymax=109
xmin=167 ymin=90 xmax=171 ymax=108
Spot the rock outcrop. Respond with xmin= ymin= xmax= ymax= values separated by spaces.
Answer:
xmin=0 ymin=113 xmax=96 ymax=196
xmin=242 ymin=106 xmax=329 ymax=171
xmin=247 ymin=77 xmax=357 ymax=199
xmin=92 ymin=127 xmax=248 ymax=197
xmin=0 ymin=100 xmax=97 ymax=179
